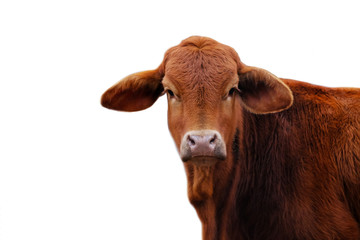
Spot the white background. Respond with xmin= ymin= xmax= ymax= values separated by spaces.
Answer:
xmin=1 ymin=1 xmax=359 ymax=239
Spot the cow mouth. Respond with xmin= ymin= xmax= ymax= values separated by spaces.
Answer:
xmin=184 ymin=157 xmax=221 ymax=202
xmin=185 ymin=156 xmax=224 ymax=167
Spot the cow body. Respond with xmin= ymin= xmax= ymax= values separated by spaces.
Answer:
xmin=194 ymin=80 xmax=360 ymax=239
xmin=101 ymin=36 xmax=360 ymax=239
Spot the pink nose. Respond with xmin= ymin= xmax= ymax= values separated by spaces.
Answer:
xmin=180 ymin=130 xmax=226 ymax=162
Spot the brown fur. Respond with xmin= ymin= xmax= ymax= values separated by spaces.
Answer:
xmin=101 ymin=36 xmax=360 ymax=239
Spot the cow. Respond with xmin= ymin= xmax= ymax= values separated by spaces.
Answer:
xmin=101 ymin=36 xmax=360 ymax=240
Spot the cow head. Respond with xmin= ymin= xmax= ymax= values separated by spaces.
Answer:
xmin=101 ymin=36 xmax=293 ymax=203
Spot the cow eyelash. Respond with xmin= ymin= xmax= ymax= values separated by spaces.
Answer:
xmin=167 ymin=89 xmax=175 ymax=98
xmin=225 ymin=87 xmax=238 ymax=99
xmin=163 ymin=88 xmax=179 ymax=100
xmin=228 ymin=88 xmax=236 ymax=95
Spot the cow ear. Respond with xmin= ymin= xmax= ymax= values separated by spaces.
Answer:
xmin=238 ymin=66 xmax=293 ymax=114
xmin=101 ymin=69 xmax=164 ymax=112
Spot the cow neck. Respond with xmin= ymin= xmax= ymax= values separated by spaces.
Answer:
xmin=232 ymin=109 xmax=299 ymax=239
xmin=184 ymin=127 xmax=243 ymax=240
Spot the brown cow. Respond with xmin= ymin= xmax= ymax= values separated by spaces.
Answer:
xmin=101 ymin=36 xmax=360 ymax=240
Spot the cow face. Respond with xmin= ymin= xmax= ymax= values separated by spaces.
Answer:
xmin=101 ymin=36 xmax=293 ymax=201
xmin=162 ymin=39 xmax=241 ymax=167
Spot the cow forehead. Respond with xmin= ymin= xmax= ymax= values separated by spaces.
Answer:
xmin=163 ymin=40 xmax=239 ymax=93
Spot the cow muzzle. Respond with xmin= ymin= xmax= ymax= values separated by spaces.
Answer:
xmin=180 ymin=130 xmax=226 ymax=166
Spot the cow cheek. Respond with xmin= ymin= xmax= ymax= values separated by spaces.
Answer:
xmin=167 ymin=103 xmax=185 ymax=151
xmin=218 ymin=96 xmax=240 ymax=146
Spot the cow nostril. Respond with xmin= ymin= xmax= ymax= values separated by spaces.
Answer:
xmin=209 ymin=134 xmax=217 ymax=145
xmin=180 ymin=130 xmax=226 ymax=162
xmin=188 ymin=135 xmax=196 ymax=146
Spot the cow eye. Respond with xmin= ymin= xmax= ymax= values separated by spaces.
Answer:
xmin=228 ymin=87 xmax=236 ymax=96
xmin=226 ymin=87 xmax=238 ymax=98
xmin=223 ymin=87 xmax=238 ymax=100
xmin=167 ymin=89 xmax=175 ymax=98
xmin=163 ymin=87 xmax=180 ymax=100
